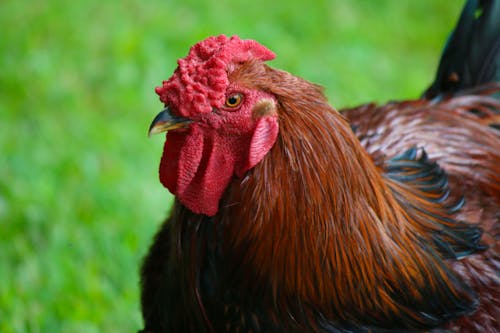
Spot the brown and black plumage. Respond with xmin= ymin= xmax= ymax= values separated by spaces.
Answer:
xmin=140 ymin=1 xmax=499 ymax=332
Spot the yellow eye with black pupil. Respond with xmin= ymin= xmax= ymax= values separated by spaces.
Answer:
xmin=225 ymin=93 xmax=243 ymax=108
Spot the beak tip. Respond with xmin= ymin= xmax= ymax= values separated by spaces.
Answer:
xmin=147 ymin=124 xmax=155 ymax=137
xmin=148 ymin=107 xmax=192 ymax=137
xmin=147 ymin=127 xmax=160 ymax=137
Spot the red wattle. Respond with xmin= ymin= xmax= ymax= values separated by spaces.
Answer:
xmin=160 ymin=126 xmax=239 ymax=216
xmin=159 ymin=116 xmax=279 ymax=216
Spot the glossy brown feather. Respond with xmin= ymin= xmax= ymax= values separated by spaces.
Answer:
xmin=222 ymin=64 xmax=486 ymax=329
xmin=343 ymin=84 xmax=500 ymax=332
xmin=343 ymin=84 xmax=500 ymax=229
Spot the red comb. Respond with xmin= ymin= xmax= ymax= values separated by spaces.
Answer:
xmin=155 ymin=35 xmax=275 ymax=117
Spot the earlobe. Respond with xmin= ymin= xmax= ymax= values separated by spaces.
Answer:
xmin=244 ymin=116 xmax=279 ymax=175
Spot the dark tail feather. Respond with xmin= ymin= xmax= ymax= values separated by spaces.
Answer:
xmin=423 ymin=0 xmax=500 ymax=99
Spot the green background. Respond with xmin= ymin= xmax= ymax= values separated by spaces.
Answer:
xmin=0 ymin=1 xmax=462 ymax=332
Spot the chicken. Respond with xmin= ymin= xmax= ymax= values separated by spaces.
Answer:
xmin=140 ymin=0 xmax=499 ymax=332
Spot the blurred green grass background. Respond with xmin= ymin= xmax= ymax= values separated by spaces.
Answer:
xmin=0 ymin=0 xmax=462 ymax=332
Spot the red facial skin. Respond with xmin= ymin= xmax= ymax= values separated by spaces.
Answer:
xmin=159 ymin=85 xmax=278 ymax=216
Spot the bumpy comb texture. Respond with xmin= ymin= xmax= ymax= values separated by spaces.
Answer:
xmin=155 ymin=35 xmax=275 ymax=117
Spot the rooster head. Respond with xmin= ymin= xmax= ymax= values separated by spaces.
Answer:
xmin=149 ymin=35 xmax=279 ymax=216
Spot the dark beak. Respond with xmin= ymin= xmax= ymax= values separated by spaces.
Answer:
xmin=148 ymin=107 xmax=192 ymax=136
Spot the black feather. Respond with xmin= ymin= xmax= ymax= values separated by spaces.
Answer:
xmin=424 ymin=0 xmax=500 ymax=98
xmin=385 ymin=147 xmax=486 ymax=259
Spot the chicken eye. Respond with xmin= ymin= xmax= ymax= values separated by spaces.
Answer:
xmin=225 ymin=93 xmax=243 ymax=108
